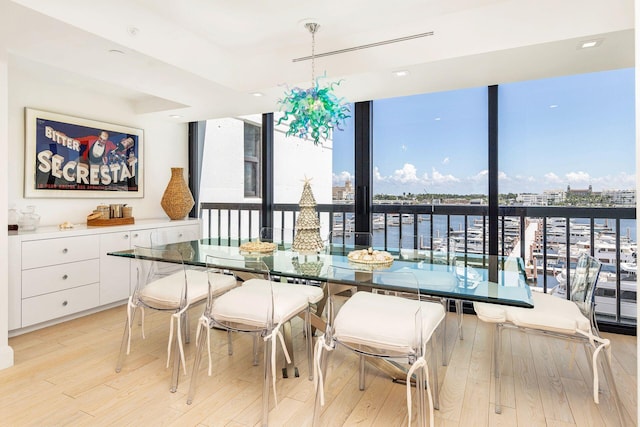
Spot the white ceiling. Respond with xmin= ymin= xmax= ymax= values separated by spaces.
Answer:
xmin=0 ymin=0 xmax=635 ymax=122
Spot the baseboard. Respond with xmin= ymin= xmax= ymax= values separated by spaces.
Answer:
xmin=0 ymin=344 xmax=14 ymax=370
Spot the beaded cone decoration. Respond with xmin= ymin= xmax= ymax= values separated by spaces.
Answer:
xmin=292 ymin=178 xmax=324 ymax=253
xmin=160 ymin=167 xmax=195 ymax=220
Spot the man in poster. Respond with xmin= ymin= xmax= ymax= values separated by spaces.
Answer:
xmin=77 ymin=131 xmax=135 ymax=165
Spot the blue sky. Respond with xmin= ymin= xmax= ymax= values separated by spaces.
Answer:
xmin=332 ymin=68 xmax=635 ymax=195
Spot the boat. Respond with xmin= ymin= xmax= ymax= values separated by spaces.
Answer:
xmin=552 ymin=262 xmax=637 ymax=320
xmin=372 ymin=214 xmax=385 ymax=230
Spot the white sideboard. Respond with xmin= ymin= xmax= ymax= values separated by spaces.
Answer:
xmin=8 ymin=218 xmax=201 ymax=335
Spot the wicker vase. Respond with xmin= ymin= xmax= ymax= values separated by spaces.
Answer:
xmin=160 ymin=167 xmax=194 ymax=220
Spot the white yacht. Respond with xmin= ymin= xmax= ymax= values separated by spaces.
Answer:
xmin=552 ymin=262 xmax=637 ymax=320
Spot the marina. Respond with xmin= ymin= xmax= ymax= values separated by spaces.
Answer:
xmin=331 ymin=212 xmax=637 ymax=320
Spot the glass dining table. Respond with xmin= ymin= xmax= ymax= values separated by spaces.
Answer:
xmin=108 ymin=238 xmax=533 ymax=379
xmin=109 ymin=238 xmax=533 ymax=307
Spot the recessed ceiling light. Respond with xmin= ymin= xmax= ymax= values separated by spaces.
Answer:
xmin=127 ymin=26 xmax=140 ymax=37
xmin=169 ymin=114 xmax=182 ymax=119
xmin=578 ymin=39 xmax=603 ymax=49
xmin=393 ymin=70 xmax=409 ymax=77
xmin=251 ymin=92 xmax=264 ymax=97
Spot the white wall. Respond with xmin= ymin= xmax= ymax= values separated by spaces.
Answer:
xmin=7 ymin=60 xmax=189 ymax=226
xmin=1 ymin=57 xmax=190 ymax=370
xmin=0 ymin=52 xmax=14 ymax=370
xmin=273 ymin=126 xmax=333 ymax=205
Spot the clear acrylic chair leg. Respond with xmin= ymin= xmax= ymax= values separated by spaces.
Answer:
xmin=262 ymin=336 xmax=272 ymax=427
xmin=455 ymin=299 xmax=464 ymax=340
xmin=312 ymin=345 xmax=329 ymax=427
xmin=358 ymin=354 xmax=366 ymax=390
xmin=494 ymin=324 xmax=503 ymax=414
xmin=599 ymin=347 xmax=626 ymax=426
xmin=430 ymin=337 xmax=439 ymax=410
xmin=169 ymin=329 xmax=181 ymax=393
xmin=186 ymin=321 xmax=207 ymax=405
xmin=115 ymin=305 xmax=136 ymax=373
xmin=306 ymin=309 xmax=314 ymax=381
xmin=253 ymin=333 xmax=260 ymax=366
xmin=227 ymin=330 xmax=233 ymax=355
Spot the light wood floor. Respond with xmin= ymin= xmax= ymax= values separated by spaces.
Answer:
xmin=1 ymin=305 xmax=636 ymax=426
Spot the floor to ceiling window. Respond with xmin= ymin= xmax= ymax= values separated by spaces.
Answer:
xmin=370 ymin=88 xmax=488 ymax=250
xmin=499 ymin=68 xmax=636 ymax=324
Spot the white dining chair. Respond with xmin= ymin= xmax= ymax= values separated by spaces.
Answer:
xmin=313 ymin=266 xmax=445 ymax=427
xmin=187 ymin=255 xmax=324 ymax=427
xmin=473 ymin=253 xmax=625 ymax=424
xmin=115 ymin=245 xmax=236 ymax=392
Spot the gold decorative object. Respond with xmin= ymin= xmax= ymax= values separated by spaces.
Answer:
xmin=239 ymin=240 xmax=277 ymax=254
xmin=292 ymin=255 xmax=324 ymax=276
xmin=292 ymin=177 xmax=324 ymax=253
xmin=347 ymin=247 xmax=394 ymax=266
xmin=161 ymin=167 xmax=194 ymax=220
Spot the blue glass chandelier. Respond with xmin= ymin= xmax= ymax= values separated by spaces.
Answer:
xmin=277 ymin=23 xmax=350 ymax=145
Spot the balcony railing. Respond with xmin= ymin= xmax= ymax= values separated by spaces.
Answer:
xmin=199 ymin=202 xmax=636 ymax=332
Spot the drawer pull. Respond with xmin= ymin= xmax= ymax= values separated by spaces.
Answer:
xmin=124 ymin=235 xmax=129 ymax=239
xmin=133 ymin=233 xmax=139 ymax=238
xmin=62 ymin=248 xmax=68 ymax=254
xmin=62 ymin=300 xmax=68 ymax=307
xmin=62 ymin=274 xmax=68 ymax=280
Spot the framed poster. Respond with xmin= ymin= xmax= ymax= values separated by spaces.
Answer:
xmin=24 ymin=108 xmax=144 ymax=198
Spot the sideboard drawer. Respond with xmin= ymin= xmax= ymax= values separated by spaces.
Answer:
xmin=22 ymin=283 xmax=100 ymax=327
xmin=22 ymin=259 xmax=100 ymax=298
xmin=22 ymin=235 xmax=98 ymax=269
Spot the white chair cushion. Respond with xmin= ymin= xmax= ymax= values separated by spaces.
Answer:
xmin=473 ymin=301 xmax=507 ymax=323
xmin=474 ymin=292 xmax=590 ymax=335
xmin=333 ymin=291 xmax=445 ymax=355
xmin=208 ymin=272 xmax=239 ymax=297
xmin=212 ymin=278 xmax=312 ymax=327
xmin=140 ymin=270 xmax=235 ymax=309
xmin=242 ymin=279 xmax=324 ymax=303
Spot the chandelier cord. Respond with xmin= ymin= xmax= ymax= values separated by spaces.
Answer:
xmin=311 ymin=28 xmax=315 ymax=85
xmin=306 ymin=23 xmax=319 ymax=87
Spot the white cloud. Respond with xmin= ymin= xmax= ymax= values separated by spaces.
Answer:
xmin=566 ymin=171 xmax=591 ymax=183
xmin=392 ymin=163 xmax=420 ymax=183
xmin=431 ymin=167 xmax=459 ymax=184
xmin=442 ymin=157 xmax=450 ymax=165
xmin=332 ymin=171 xmax=353 ymax=185
xmin=544 ymin=172 xmax=561 ymax=183
xmin=373 ymin=166 xmax=385 ymax=182
xmin=401 ymin=144 xmax=407 ymax=152
xmin=471 ymin=169 xmax=488 ymax=181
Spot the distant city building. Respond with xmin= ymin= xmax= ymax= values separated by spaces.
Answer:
xmin=332 ymin=179 xmax=354 ymax=201
xmin=602 ymin=189 xmax=636 ymax=206
xmin=543 ymin=189 xmax=566 ymax=205
xmin=443 ymin=198 xmax=469 ymax=205
xmin=516 ymin=193 xmax=549 ymax=206
xmin=517 ymin=186 xmax=635 ymax=207
xmin=517 ymin=190 xmax=565 ymax=206
xmin=566 ymin=184 xmax=599 ymax=198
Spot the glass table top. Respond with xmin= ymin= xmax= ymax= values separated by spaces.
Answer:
xmin=108 ymin=239 xmax=533 ymax=308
